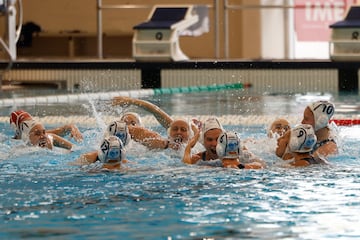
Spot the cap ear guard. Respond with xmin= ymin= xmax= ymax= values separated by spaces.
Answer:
xmin=98 ymin=136 xmax=125 ymax=163
xmin=106 ymin=120 xmax=130 ymax=146
xmin=216 ymin=131 xmax=241 ymax=159
xmin=288 ymin=124 xmax=317 ymax=153
xmin=309 ymin=101 xmax=335 ymax=131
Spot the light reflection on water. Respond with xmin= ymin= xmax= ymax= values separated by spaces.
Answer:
xmin=0 ymin=91 xmax=360 ymax=239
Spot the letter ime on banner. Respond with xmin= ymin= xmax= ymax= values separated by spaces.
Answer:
xmin=295 ymin=0 xmax=356 ymax=41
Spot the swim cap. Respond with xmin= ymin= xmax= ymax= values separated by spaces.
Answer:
xmin=10 ymin=110 xmax=33 ymax=137
xmin=289 ymin=124 xmax=317 ymax=153
xmin=121 ymin=112 xmax=143 ymax=127
xmin=216 ymin=131 xmax=241 ymax=159
xmin=199 ymin=117 xmax=224 ymax=144
xmin=167 ymin=118 xmax=193 ymax=142
xmin=98 ymin=136 xmax=125 ymax=163
xmin=19 ymin=119 xmax=42 ymax=142
xmin=106 ymin=120 xmax=130 ymax=146
xmin=268 ymin=118 xmax=290 ymax=138
xmin=308 ymin=100 xmax=335 ymax=131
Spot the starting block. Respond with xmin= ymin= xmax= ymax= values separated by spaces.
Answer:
xmin=133 ymin=5 xmax=207 ymax=61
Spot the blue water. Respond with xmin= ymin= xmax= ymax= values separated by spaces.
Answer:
xmin=1 ymin=91 xmax=360 ymax=239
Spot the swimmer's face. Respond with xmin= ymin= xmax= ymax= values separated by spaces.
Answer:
xmin=270 ymin=119 xmax=290 ymax=137
xmin=121 ymin=113 xmax=141 ymax=126
xmin=301 ymin=107 xmax=315 ymax=129
xmin=169 ymin=120 xmax=190 ymax=143
xmin=29 ymin=124 xmax=49 ymax=148
xmin=204 ymin=128 xmax=222 ymax=154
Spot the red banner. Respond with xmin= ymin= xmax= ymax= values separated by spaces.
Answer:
xmin=295 ymin=0 xmax=356 ymax=41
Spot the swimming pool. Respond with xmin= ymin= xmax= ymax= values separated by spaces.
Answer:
xmin=1 ymin=89 xmax=360 ymax=239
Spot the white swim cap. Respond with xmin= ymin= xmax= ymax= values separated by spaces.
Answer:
xmin=216 ymin=131 xmax=241 ymax=159
xmin=98 ymin=136 xmax=125 ymax=163
xmin=199 ymin=117 xmax=224 ymax=144
xmin=19 ymin=119 xmax=42 ymax=143
xmin=308 ymin=100 xmax=335 ymax=131
xmin=289 ymin=124 xmax=317 ymax=153
xmin=106 ymin=120 xmax=131 ymax=146
xmin=167 ymin=118 xmax=194 ymax=142
xmin=121 ymin=112 xmax=143 ymax=127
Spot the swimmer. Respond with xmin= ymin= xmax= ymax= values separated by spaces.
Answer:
xmin=113 ymin=96 xmax=199 ymax=151
xmin=215 ymin=131 xmax=265 ymax=169
xmin=11 ymin=116 xmax=73 ymax=150
xmin=301 ymin=100 xmax=337 ymax=157
xmin=74 ymin=135 xmax=127 ymax=171
xmin=183 ymin=117 xmax=224 ymax=164
xmin=184 ymin=129 xmax=265 ymax=169
xmin=10 ymin=110 xmax=83 ymax=142
xmin=278 ymin=124 xmax=329 ymax=167
xmin=276 ymin=100 xmax=337 ymax=159
xmin=72 ymin=120 xmax=131 ymax=168
xmin=268 ymin=118 xmax=290 ymax=138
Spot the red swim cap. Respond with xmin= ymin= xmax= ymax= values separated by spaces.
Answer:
xmin=10 ymin=110 xmax=33 ymax=133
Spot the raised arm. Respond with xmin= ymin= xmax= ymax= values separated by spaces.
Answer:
xmin=46 ymin=124 xmax=83 ymax=142
xmin=113 ymin=96 xmax=173 ymax=129
xmin=182 ymin=127 xmax=201 ymax=164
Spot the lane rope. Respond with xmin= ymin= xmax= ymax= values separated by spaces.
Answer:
xmin=0 ymin=83 xmax=244 ymax=107
xmin=0 ymin=114 xmax=359 ymax=127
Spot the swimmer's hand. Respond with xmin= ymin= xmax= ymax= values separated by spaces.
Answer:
xmin=67 ymin=124 xmax=83 ymax=142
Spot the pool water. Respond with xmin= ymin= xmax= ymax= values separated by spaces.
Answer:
xmin=1 ymin=90 xmax=360 ymax=239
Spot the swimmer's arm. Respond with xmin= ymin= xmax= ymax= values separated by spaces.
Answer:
xmin=289 ymin=159 xmax=310 ymax=167
xmin=243 ymin=162 xmax=264 ymax=169
xmin=46 ymin=124 xmax=83 ymax=142
xmin=51 ymin=134 xmax=73 ymax=150
xmin=70 ymin=151 xmax=98 ymax=165
xmin=275 ymin=131 xmax=290 ymax=159
xmin=182 ymin=129 xmax=201 ymax=164
xmin=128 ymin=125 xmax=169 ymax=149
xmin=313 ymin=141 xmax=338 ymax=158
xmin=112 ymin=96 xmax=173 ymax=129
